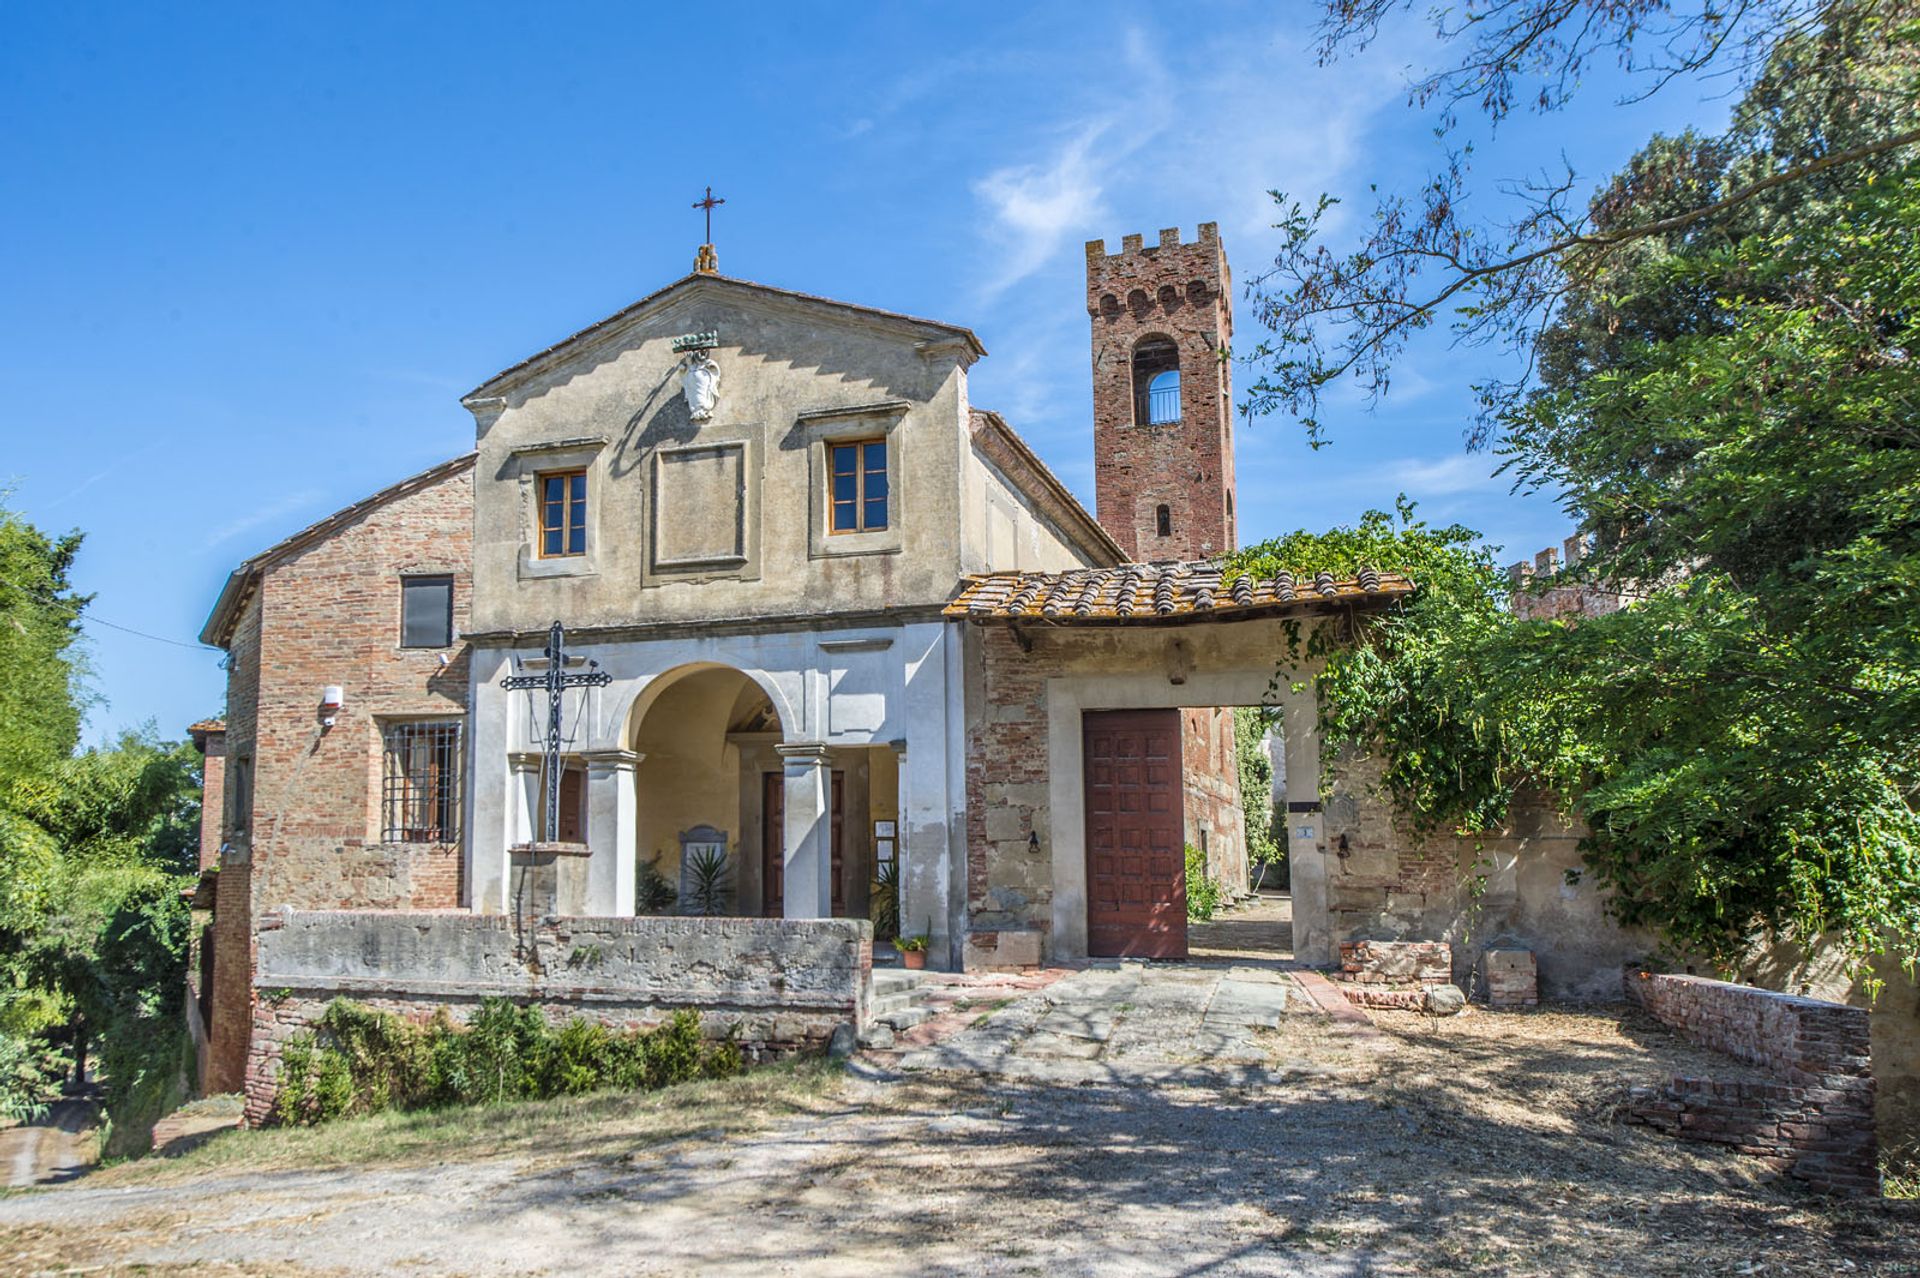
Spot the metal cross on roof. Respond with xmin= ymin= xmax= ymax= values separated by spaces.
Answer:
xmin=693 ymin=185 xmax=725 ymax=243
xmin=500 ymin=620 xmax=612 ymax=844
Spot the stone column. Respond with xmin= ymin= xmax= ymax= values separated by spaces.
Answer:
xmin=508 ymin=753 xmax=542 ymax=847
xmin=775 ymin=743 xmax=832 ymax=918
xmin=582 ymin=749 xmax=640 ymax=916
xmin=1282 ymin=689 xmax=1332 ymax=965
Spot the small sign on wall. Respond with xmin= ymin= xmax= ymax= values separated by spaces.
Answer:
xmin=875 ymin=838 xmax=895 ymax=861
xmin=875 ymin=821 xmax=896 ymax=838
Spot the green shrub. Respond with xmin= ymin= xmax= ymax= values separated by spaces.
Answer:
xmin=1185 ymin=844 xmax=1224 ymax=921
xmin=270 ymin=998 xmax=745 ymax=1128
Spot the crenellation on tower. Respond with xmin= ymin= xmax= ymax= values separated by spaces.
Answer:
xmin=1085 ymin=222 xmax=1237 ymax=561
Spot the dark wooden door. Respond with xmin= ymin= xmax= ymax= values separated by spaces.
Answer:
xmin=762 ymin=770 xmax=846 ymax=917
xmin=762 ymin=772 xmax=784 ymax=917
xmin=1084 ymin=709 xmax=1187 ymax=958
xmin=557 ymin=768 xmax=585 ymax=843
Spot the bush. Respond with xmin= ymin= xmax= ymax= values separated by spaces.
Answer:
xmin=271 ymin=999 xmax=743 ymax=1127
xmin=1185 ymin=844 xmax=1224 ymax=921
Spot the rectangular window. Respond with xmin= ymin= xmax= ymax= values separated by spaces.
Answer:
xmin=539 ymin=470 xmax=588 ymax=557
xmin=381 ymin=721 xmax=463 ymax=843
xmin=828 ymin=439 xmax=888 ymax=533
xmin=399 ymin=575 xmax=453 ymax=648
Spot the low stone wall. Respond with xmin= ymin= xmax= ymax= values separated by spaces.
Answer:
xmin=1625 ymin=970 xmax=1878 ymax=1194
xmin=245 ymin=909 xmax=872 ymax=1125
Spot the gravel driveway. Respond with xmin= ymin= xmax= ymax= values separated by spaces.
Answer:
xmin=2 ymin=950 xmax=1914 ymax=1276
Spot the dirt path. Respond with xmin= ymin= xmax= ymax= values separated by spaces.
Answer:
xmin=1 ymin=988 xmax=1914 ymax=1276
xmin=0 ymin=1098 xmax=99 ymax=1189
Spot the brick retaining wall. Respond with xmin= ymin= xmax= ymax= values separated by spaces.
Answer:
xmin=1625 ymin=970 xmax=1878 ymax=1194
xmin=244 ymin=909 xmax=872 ymax=1125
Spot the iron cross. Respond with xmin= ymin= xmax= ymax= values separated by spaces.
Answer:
xmin=693 ymin=185 xmax=725 ymax=242
xmin=500 ymin=620 xmax=612 ymax=844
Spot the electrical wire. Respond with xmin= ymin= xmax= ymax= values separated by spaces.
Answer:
xmin=0 ymin=571 xmax=223 ymax=653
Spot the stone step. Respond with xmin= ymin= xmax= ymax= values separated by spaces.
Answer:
xmin=858 ymin=1025 xmax=896 ymax=1051
xmin=872 ymin=970 xmax=925 ymax=995
xmin=876 ymin=1006 xmax=933 ymax=1032
xmin=871 ymin=990 xmax=919 ymax=1016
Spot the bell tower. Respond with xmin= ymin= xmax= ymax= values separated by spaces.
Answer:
xmin=1085 ymin=223 xmax=1236 ymax=561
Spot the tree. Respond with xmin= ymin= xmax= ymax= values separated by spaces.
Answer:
xmin=1236 ymin=140 xmax=1920 ymax=972
xmin=1247 ymin=0 xmax=1920 ymax=443
xmin=0 ymin=499 xmax=202 ymax=1142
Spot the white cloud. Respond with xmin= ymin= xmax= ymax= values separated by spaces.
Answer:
xmin=204 ymin=488 xmax=324 ymax=549
xmin=971 ymin=122 xmax=1115 ymax=302
xmin=1382 ymin=452 xmax=1506 ymax=497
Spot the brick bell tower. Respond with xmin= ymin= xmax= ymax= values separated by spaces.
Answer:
xmin=1086 ymin=223 xmax=1237 ymax=561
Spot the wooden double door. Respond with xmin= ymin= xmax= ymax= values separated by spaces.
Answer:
xmin=761 ymin=771 xmax=845 ymax=917
xmin=1083 ymin=709 xmax=1187 ymax=958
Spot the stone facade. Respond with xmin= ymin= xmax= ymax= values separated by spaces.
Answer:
xmin=243 ymin=909 xmax=871 ymax=1124
xmin=1317 ymin=750 xmax=1648 ymax=1000
xmin=1086 ymin=225 xmax=1236 ymax=561
xmin=1624 ymin=970 xmax=1879 ymax=1194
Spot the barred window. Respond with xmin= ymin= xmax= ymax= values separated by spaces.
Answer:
xmin=381 ymin=721 xmax=462 ymax=843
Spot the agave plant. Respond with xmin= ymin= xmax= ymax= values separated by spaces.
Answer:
xmin=870 ymin=858 xmax=900 ymax=941
xmin=681 ymin=845 xmax=732 ymax=917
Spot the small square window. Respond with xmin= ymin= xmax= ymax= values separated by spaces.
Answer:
xmin=539 ymin=469 xmax=588 ymax=557
xmin=399 ymin=576 xmax=453 ymax=648
xmin=829 ymin=439 xmax=888 ymax=533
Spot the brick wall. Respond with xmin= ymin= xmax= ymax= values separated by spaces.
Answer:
xmin=194 ymin=729 xmax=226 ymax=872
xmin=1182 ymin=707 xmax=1246 ymax=895
xmin=965 ymin=625 xmax=1053 ymax=936
xmin=1085 ymin=225 xmax=1236 ymax=560
xmin=206 ymin=459 xmax=475 ymax=1096
xmin=1625 ymin=971 xmax=1879 ymax=1194
xmin=243 ymin=909 xmax=872 ymax=1124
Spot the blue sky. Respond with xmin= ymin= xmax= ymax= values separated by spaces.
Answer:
xmin=0 ymin=3 xmax=1727 ymax=743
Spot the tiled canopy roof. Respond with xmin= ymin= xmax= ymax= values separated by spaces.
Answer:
xmin=945 ymin=562 xmax=1413 ymax=625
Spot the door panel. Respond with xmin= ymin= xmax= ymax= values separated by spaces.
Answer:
xmin=761 ymin=769 xmax=847 ymax=917
xmin=1084 ymin=709 xmax=1187 ymax=958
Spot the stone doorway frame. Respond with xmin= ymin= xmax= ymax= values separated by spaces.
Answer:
xmin=1042 ymin=671 xmax=1327 ymax=965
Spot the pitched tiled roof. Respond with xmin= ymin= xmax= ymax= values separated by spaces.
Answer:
xmin=199 ymin=453 xmax=478 ymax=648
xmin=945 ymin=562 xmax=1412 ymax=624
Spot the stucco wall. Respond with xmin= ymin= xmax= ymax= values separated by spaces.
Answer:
xmin=245 ymin=908 xmax=872 ymax=1123
xmin=466 ymin=277 xmax=1096 ymax=640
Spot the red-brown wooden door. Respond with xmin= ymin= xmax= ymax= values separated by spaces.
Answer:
xmin=1084 ymin=709 xmax=1187 ymax=958
xmin=762 ymin=770 xmax=845 ymax=917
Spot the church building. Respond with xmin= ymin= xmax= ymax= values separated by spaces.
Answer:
xmin=194 ymin=222 xmax=1639 ymax=1106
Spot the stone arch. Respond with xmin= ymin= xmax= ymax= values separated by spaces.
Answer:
xmin=615 ymin=660 xmax=798 ymax=750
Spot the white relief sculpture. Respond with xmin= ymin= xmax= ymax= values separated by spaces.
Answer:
xmin=682 ymin=348 xmax=720 ymax=422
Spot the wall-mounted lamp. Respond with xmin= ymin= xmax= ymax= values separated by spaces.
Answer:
xmin=319 ymin=685 xmax=344 ymax=729
xmin=1028 ymin=830 xmax=1041 ymax=854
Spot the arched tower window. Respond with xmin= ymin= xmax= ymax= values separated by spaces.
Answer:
xmin=1155 ymin=504 xmax=1172 ymax=537
xmin=1131 ymin=337 xmax=1180 ymax=425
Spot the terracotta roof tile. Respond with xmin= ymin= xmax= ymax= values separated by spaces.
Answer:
xmin=946 ymin=561 xmax=1412 ymax=625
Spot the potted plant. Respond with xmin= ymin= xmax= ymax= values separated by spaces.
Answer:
xmin=896 ymin=932 xmax=930 ymax=970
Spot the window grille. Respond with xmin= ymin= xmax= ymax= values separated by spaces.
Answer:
xmin=381 ymin=720 xmax=463 ymax=843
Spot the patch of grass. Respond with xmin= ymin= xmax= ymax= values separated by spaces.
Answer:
xmin=94 ymin=1059 xmax=848 ymax=1184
